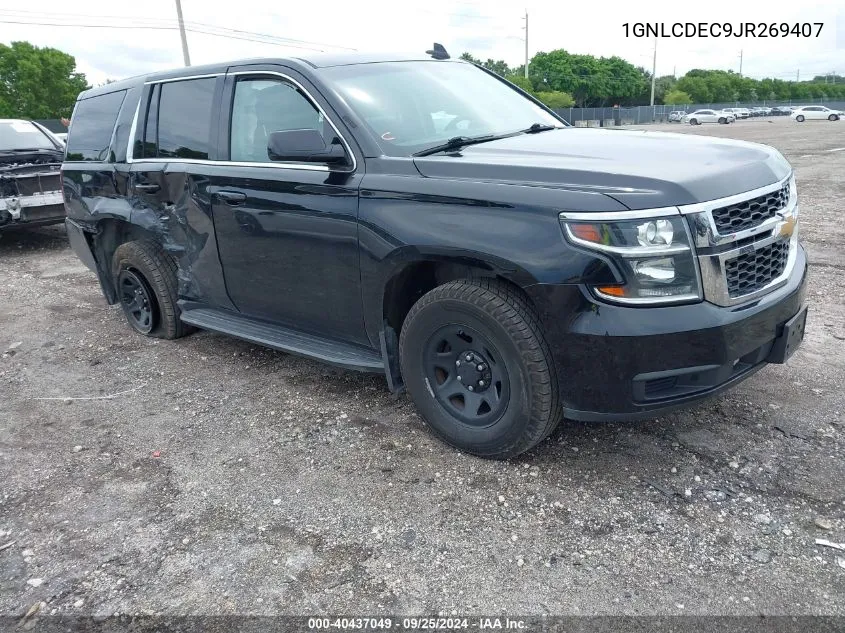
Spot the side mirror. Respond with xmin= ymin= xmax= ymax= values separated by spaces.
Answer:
xmin=267 ymin=129 xmax=348 ymax=165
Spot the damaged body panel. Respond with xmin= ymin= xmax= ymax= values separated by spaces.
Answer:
xmin=0 ymin=120 xmax=66 ymax=230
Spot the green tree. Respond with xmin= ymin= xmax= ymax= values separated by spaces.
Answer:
xmin=458 ymin=52 xmax=510 ymax=76
xmin=0 ymin=41 xmax=89 ymax=119
xmin=534 ymin=91 xmax=575 ymax=108
xmin=529 ymin=49 xmax=646 ymax=107
xmin=664 ymin=89 xmax=692 ymax=105
xmin=507 ymin=75 xmax=534 ymax=93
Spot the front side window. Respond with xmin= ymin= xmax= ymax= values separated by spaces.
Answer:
xmin=156 ymin=78 xmax=215 ymax=159
xmin=319 ymin=61 xmax=562 ymax=157
xmin=66 ymin=90 xmax=127 ymax=161
xmin=230 ymin=77 xmax=323 ymax=163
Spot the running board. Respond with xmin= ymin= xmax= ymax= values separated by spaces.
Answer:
xmin=180 ymin=307 xmax=384 ymax=373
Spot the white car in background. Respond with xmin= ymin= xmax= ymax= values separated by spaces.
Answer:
xmin=682 ymin=109 xmax=733 ymax=125
xmin=791 ymin=105 xmax=842 ymax=122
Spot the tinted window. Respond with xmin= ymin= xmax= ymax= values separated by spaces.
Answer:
xmin=66 ymin=90 xmax=127 ymax=161
xmin=133 ymin=83 xmax=161 ymax=158
xmin=230 ymin=77 xmax=323 ymax=163
xmin=157 ymin=78 xmax=215 ymax=159
xmin=0 ymin=120 xmax=58 ymax=151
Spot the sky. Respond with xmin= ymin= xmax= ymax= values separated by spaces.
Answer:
xmin=1 ymin=0 xmax=843 ymax=86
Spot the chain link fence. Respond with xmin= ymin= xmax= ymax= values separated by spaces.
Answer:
xmin=554 ymin=99 xmax=845 ymax=126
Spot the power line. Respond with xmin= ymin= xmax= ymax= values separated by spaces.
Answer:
xmin=0 ymin=10 xmax=357 ymax=52
xmin=0 ymin=18 xmax=339 ymax=52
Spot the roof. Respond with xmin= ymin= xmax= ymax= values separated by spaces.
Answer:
xmin=78 ymin=51 xmax=462 ymax=100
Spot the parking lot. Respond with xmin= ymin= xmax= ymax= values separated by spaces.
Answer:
xmin=1 ymin=116 xmax=843 ymax=617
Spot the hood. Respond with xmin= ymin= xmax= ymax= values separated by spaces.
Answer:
xmin=412 ymin=128 xmax=791 ymax=210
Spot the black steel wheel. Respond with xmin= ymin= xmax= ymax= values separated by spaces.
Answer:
xmin=423 ymin=324 xmax=510 ymax=427
xmin=112 ymin=240 xmax=193 ymax=339
xmin=399 ymin=278 xmax=561 ymax=459
xmin=118 ymin=269 xmax=156 ymax=334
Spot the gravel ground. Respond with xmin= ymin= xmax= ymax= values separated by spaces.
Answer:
xmin=1 ymin=117 xmax=843 ymax=618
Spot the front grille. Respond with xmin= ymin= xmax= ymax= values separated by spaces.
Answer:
xmin=10 ymin=173 xmax=62 ymax=197
xmin=712 ymin=182 xmax=789 ymax=234
xmin=725 ymin=239 xmax=789 ymax=298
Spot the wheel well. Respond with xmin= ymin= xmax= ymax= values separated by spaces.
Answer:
xmin=382 ymin=260 xmax=530 ymax=336
xmin=90 ymin=219 xmax=159 ymax=303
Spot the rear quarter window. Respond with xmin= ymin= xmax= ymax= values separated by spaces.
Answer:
xmin=66 ymin=89 xmax=127 ymax=161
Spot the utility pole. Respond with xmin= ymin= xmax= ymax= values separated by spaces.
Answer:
xmin=649 ymin=36 xmax=657 ymax=106
xmin=738 ymin=49 xmax=743 ymax=77
xmin=175 ymin=0 xmax=191 ymax=67
xmin=796 ymin=69 xmax=800 ymax=82
xmin=523 ymin=10 xmax=529 ymax=79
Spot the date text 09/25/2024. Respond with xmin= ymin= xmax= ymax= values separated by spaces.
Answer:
xmin=623 ymin=22 xmax=824 ymax=38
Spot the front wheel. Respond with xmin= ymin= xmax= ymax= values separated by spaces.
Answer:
xmin=796 ymin=115 xmax=805 ymax=122
xmin=829 ymin=114 xmax=839 ymax=121
xmin=719 ymin=117 xmax=727 ymax=124
xmin=689 ymin=118 xmax=699 ymax=126
xmin=399 ymin=279 xmax=561 ymax=459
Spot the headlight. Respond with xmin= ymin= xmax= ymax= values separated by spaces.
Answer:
xmin=560 ymin=211 xmax=702 ymax=305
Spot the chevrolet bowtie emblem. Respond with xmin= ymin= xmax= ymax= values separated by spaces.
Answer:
xmin=778 ymin=215 xmax=797 ymax=238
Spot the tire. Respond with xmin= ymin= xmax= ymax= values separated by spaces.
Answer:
xmin=796 ymin=115 xmax=805 ymax=122
xmin=689 ymin=118 xmax=698 ymax=126
xmin=829 ymin=114 xmax=838 ymax=121
xmin=111 ymin=239 xmax=193 ymax=339
xmin=399 ymin=278 xmax=561 ymax=459
xmin=718 ymin=117 xmax=727 ymax=124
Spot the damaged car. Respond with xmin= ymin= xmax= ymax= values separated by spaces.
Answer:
xmin=62 ymin=50 xmax=807 ymax=459
xmin=0 ymin=119 xmax=66 ymax=230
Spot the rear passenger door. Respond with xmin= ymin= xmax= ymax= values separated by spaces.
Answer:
xmin=208 ymin=65 xmax=368 ymax=346
xmin=128 ymin=74 xmax=236 ymax=311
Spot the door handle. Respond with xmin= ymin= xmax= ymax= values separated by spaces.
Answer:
xmin=216 ymin=190 xmax=247 ymax=205
xmin=134 ymin=183 xmax=160 ymax=193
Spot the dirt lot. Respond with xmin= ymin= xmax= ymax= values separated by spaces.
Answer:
xmin=1 ymin=117 xmax=843 ymax=619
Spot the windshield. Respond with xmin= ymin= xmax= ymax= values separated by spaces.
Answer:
xmin=319 ymin=61 xmax=563 ymax=157
xmin=0 ymin=120 xmax=59 ymax=151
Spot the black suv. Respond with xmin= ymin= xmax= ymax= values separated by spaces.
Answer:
xmin=62 ymin=50 xmax=807 ymax=458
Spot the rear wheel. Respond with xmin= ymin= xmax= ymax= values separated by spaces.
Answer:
xmin=689 ymin=118 xmax=699 ymax=126
xmin=112 ymin=240 xmax=193 ymax=339
xmin=796 ymin=115 xmax=805 ymax=122
xmin=399 ymin=278 xmax=561 ymax=459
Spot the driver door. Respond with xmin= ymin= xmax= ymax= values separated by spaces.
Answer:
xmin=209 ymin=65 xmax=369 ymax=345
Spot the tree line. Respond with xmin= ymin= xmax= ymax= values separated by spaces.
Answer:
xmin=461 ymin=50 xmax=845 ymax=108
xmin=1 ymin=40 xmax=842 ymax=120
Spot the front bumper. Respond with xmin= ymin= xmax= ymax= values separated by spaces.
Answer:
xmin=0 ymin=192 xmax=65 ymax=229
xmin=527 ymin=243 xmax=808 ymax=421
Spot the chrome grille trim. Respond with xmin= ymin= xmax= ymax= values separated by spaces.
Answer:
xmin=680 ymin=173 xmax=794 ymax=249
xmin=682 ymin=172 xmax=798 ymax=307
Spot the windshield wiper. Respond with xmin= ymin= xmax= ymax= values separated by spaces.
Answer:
xmin=521 ymin=123 xmax=558 ymax=133
xmin=412 ymin=134 xmax=498 ymax=157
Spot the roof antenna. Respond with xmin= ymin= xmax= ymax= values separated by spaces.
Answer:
xmin=426 ymin=43 xmax=450 ymax=60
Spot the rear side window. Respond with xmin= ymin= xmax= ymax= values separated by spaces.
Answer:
xmin=66 ymin=90 xmax=127 ymax=161
xmin=155 ymin=78 xmax=215 ymax=159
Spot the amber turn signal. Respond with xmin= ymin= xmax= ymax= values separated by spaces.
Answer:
xmin=595 ymin=285 xmax=627 ymax=297
xmin=568 ymin=223 xmax=603 ymax=243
